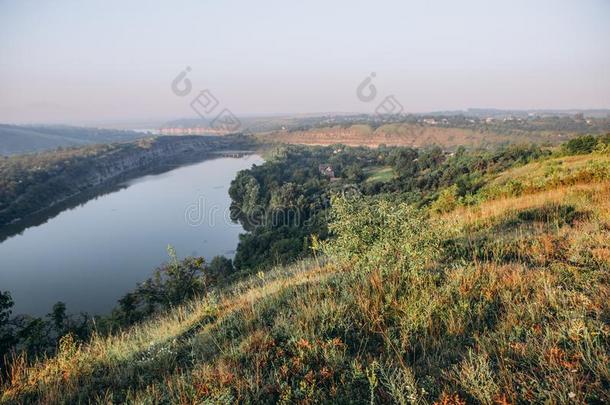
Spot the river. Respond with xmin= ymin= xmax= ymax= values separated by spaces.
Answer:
xmin=0 ymin=154 xmax=263 ymax=316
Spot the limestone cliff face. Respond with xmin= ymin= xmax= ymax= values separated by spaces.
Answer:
xmin=260 ymin=123 xmax=566 ymax=148
xmin=79 ymin=137 xmax=224 ymax=188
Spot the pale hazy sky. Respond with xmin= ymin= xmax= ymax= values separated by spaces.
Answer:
xmin=1 ymin=0 xmax=609 ymax=125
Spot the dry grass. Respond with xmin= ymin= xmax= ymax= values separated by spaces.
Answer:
xmin=478 ymin=152 xmax=610 ymax=202
xmin=489 ymin=153 xmax=610 ymax=185
xmin=449 ymin=182 xmax=610 ymax=228
xmin=1 ymin=260 xmax=331 ymax=403
xmin=2 ymin=154 xmax=609 ymax=404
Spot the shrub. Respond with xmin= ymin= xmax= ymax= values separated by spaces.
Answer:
xmin=563 ymin=135 xmax=598 ymax=155
xmin=430 ymin=185 xmax=459 ymax=213
xmin=323 ymin=194 xmax=447 ymax=275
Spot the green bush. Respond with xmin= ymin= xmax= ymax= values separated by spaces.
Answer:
xmin=323 ymin=194 xmax=447 ymax=275
xmin=430 ymin=185 xmax=459 ymax=213
xmin=563 ymin=133 xmax=610 ymax=155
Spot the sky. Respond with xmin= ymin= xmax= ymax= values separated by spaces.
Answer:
xmin=0 ymin=0 xmax=609 ymax=125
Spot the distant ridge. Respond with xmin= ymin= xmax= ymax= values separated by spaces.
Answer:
xmin=0 ymin=124 xmax=149 ymax=156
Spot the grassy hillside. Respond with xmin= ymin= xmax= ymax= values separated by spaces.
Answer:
xmin=2 ymin=151 xmax=609 ymax=403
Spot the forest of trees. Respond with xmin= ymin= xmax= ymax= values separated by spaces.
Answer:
xmin=277 ymin=113 xmax=610 ymax=134
xmin=227 ymin=142 xmax=547 ymax=272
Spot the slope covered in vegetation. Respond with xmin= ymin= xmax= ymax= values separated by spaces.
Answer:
xmin=2 ymin=141 xmax=610 ymax=404
xmin=0 ymin=135 xmax=254 ymax=228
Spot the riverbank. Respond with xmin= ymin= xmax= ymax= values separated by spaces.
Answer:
xmin=0 ymin=135 xmax=257 ymax=231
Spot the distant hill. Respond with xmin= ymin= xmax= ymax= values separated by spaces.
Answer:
xmin=0 ymin=124 xmax=150 ymax=156
xmin=258 ymin=115 xmax=610 ymax=149
xmin=464 ymin=108 xmax=610 ymax=118
xmin=259 ymin=123 xmax=576 ymax=149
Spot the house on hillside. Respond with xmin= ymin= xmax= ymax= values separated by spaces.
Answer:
xmin=318 ymin=164 xmax=335 ymax=178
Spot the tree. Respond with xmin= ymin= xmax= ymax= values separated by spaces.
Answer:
xmin=208 ymin=256 xmax=234 ymax=283
xmin=14 ymin=316 xmax=51 ymax=356
xmin=344 ymin=164 xmax=364 ymax=182
xmin=0 ymin=291 xmax=12 ymax=327
xmin=117 ymin=292 xmax=140 ymax=325
xmin=126 ymin=247 xmax=209 ymax=313
xmin=0 ymin=291 xmax=15 ymax=361
xmin=430 ymin=185 xmax=459 ymax=213
xmin=161 ymin=249 xmax=208 ymax=306
xmin=48 ymin=301 xmax=67 ymax=334
xmin=563 ymin=135 xmax=599 ymax=155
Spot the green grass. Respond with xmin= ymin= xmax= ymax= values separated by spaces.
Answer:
xmin=364 ymin=166 xmax=395 ymax=183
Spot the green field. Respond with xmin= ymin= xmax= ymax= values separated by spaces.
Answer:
xmin=364 ymin=166 xmax=395 ymax=183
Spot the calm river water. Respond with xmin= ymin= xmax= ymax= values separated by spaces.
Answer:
xmin=0 ymin=154 xmax=263 ymax=315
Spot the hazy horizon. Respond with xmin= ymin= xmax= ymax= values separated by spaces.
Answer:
xmin=1 ymin=0 xmax=609 ymax=125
